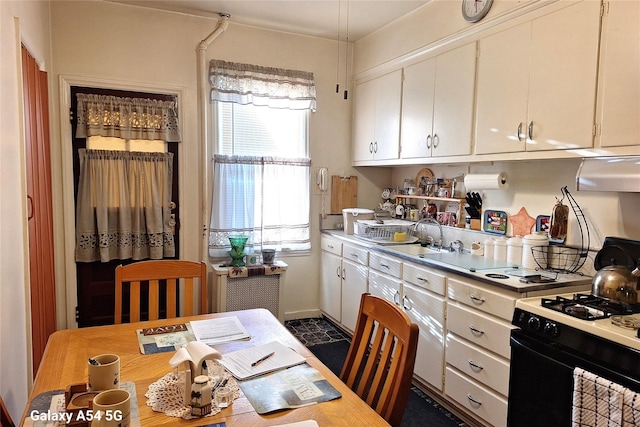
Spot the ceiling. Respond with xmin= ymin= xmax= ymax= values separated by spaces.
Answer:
xmin=105 ymin=0 xmax=432 ymax=41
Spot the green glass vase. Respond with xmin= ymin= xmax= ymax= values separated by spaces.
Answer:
xmin=228 ymin=235 xmax=249 ymax=267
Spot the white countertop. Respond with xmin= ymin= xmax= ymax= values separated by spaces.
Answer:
xmin=515 ymin=293 xmax=640 ymax=351
xmin=322 ymin=230 xmax=592 ymax=294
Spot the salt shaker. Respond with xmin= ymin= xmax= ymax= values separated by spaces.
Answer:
xmin=190 ymin=375 xmax=212 ymax=416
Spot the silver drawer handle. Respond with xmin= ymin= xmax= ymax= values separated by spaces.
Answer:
xmin=469 ymin=294 xmax=485 ymax=304
xmin=350 ymin=252 xmax=359 ymax=258
xmin=417 ymin=276 xmax=427 ymax=283
xmin=380 ymin=263 xmax=390 ymax=269
xmin=469 ymin=326 xmax=485 ymax=336
xmin=468 ymin=360 xmax=484 ymax=372
xmin=327 ymin=244 xmax=334 ymax=249
xmin=393 ymin=291 xmax=401 ymax=306
xmin=402 ymin=295 xmax=412 ymax=311
xmin=467 ymin=394 xmax=482 ymax=407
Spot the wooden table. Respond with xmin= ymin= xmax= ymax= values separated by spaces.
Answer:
xmin=21 ymin=309 xmax=389 ymax=427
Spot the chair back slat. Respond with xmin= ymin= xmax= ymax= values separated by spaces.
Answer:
xmin=340 ymin=293 xmax=419 ymax=427
xmin=148 ymin=280 xmax=160 ymax=320
xmin=114 ymin=260 xmax=208 ymax=324
xmin=129 ymin=281 xmax=141 ymax=323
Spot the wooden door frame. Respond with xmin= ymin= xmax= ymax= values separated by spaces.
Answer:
xmin=58 ymin=76 xmax=187 ymax=328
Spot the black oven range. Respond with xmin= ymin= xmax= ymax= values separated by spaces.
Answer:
xmin=507 ymin=237 xmax=640 ymax=427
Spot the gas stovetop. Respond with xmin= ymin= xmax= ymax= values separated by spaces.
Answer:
xmin=515 ymin=293 xmax=640 ymax=351
xmin=541 ymin=293 xmax=639 ymax=320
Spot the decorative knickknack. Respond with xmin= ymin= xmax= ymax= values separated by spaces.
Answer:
xmin=228 ymin=235 xmax=249 ymax=267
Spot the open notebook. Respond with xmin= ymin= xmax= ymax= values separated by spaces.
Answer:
xmin=219 ymin=341 xmax=306 ymax=380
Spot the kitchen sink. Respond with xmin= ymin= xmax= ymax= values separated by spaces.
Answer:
xmin=385 ymin=244 xmax=517 ymax=271
xmin=385 ymin=244 xmax=454 ymax=257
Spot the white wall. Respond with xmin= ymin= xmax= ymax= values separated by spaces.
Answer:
xmin=50 ymin=1 xmax=386 ymax=322
xmin=0 ymin=0 xmax=52 ymax=420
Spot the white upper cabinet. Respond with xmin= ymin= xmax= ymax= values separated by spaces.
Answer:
xmin=353 ymin=70 xmax=402 ymax=162
xmin=595 ymin=0 xmax=640 ymax=148
xmin=475 ymin=1 xmax=601 ymax=154
xmin=401 ymin=43 xmax=477 ymax=159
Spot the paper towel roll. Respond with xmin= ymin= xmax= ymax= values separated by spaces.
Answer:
xmin=464 ymin=173 xmax=509 ymax=191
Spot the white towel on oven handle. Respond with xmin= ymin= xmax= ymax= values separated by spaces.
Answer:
xmin=572 ymin=367 xmax=624 ymax=427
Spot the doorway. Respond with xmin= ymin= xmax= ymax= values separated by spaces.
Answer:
xmin=71 ymin=86 xmax=180 ymax=327
xmin=22 ymin=45 xmax=57 ymax=375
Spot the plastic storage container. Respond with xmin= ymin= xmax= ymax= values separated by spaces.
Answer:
xmin=507 ymin=236 xmax=523 ymax=266
xmin=494 ymin=237 xmax=508 ymax=261
xmin=342 ymin=208 xmax=375 ymax=235
xmin=522 ymin=233 xmax=549 ymax=269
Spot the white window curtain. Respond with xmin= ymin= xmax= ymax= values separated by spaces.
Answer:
xmin=75 ymin=93 xmax=181 ymax=142
xmin=208 ymin=155 xmax=311 ymax=258
xmin=75 ymin=149 xmax=175 ymax=262
xmin=209 ymin=59 xmax=317 ymax=111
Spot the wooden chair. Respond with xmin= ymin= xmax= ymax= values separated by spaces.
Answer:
xmin=1 ymin=395 xmax=15 ymax=427
xmin=114 ymin=260 xmax=208 ymax=324
xmin=340 ymin=293 xmax=419 ymax=427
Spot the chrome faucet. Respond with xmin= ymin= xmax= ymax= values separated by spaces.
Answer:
xmin=412 ymin=217 xmax=444 ymax=249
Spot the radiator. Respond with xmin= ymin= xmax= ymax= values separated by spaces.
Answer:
xmin=225 ymin=275 xmax=280 ymax=317
xmin=214 ymin=265 xmax=286 ymax=322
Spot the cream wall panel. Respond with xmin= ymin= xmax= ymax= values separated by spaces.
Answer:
xmin=50 ymin=0 xmax=388 ymax=323
xmin=1 ymin=0 xmax=53 ymax=419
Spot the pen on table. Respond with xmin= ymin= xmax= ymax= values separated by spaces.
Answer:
xmin=251 ymin=351 xmax=275 ymax=367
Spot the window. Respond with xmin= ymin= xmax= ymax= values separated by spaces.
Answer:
xmin=217 ymin=103 xmax=308 ymax=157
xmin=209 ymin=103 xmax=311 ymax=258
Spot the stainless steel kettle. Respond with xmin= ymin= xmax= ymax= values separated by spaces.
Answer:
xmin=591 ymin=259 xmax=639 ymax=303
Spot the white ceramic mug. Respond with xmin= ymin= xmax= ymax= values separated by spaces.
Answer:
xmin=88 ymin=354 xmax=120 ymax=391
xmin=90 ymin=389 xmax=130 ymax=427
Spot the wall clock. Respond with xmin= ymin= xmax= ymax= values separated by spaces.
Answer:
xmin=462 ymin=0 xmax=493 ymax=23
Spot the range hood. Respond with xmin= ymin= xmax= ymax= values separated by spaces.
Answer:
xmin=576 ymin=156 xmax=640 ymax=192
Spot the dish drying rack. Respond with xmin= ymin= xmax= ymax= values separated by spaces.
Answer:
xmin=353 ymin=220 xmax=416 ymax=244
xmin=531 ymin=186 xmax=590 ymax=274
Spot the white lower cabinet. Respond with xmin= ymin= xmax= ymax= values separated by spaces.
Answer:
xmin=445 ymin=276 xmax=517 ymax=427
xmin=320 ymin=237 xmax=368 ymax=331
xmin=403 ymin=282 xmax=445 ymax=391
xmin=445 ymin=366 xmax=508 ymax=427
xmin=320 ymin=237 xmax=343 ymax=322
xmin=340 ymin=243 xmax=369 ymax=332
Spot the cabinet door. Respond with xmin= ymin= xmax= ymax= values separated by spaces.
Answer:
xmin=373 ymin=70 xmax=402 ymax=160
xmin=475 ymin=23 xmax=530 ymax=154
xmin=527 ymin=0 xmax=600 ymax=151
xmin=341 ymin=259 xmax=368 ymax=332
xmin=353 ymin=79 xmax=377 ymax=161
xmin=400 ymin=58 xmax=436 ymax=159
xmin=320 ymin=251 xmax=342 ymax=322
xmin=403 ymin=282 xmax=445 ymax=391
xmin=432 ymin=42 xmax=476 ymax=157
xmin=596 ymin=0 xmax=640 ymax=148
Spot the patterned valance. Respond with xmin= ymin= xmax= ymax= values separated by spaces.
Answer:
xmin=75 ymin=94 xmax=181 ymax=142
xmin=209 ymin=60 xmax=317 ymax=111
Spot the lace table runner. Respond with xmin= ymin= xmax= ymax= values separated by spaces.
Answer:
xmin=145 ymin=370 xmax=239 ymax=419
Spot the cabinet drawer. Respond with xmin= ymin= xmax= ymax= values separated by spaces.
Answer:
xmin=448 ymin=277 xmax=517 ymax=321
xmin=446 ymin=333 xmax=510 ymax=396
xmin=321 ymin=236 xmax=342 ymax=256
xmin=403 ymin=262 xmax=446 ymax=296
xmin=369 ymin=252 xmax=402 ymax=278
xmin=445 ymin=366 xmax=507 ymax=427
xmin=447 ymin=303 xmax=515 ymax=359
xmin=342 ymin=243 xmax=368 ymax=267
